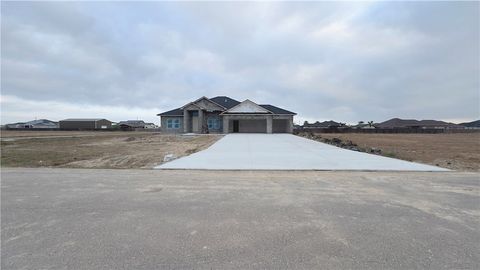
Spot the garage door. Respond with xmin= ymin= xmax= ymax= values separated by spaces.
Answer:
xmin=273 ymin=119 xmax=289 ymax=133
xmin=238 ymin=119 xmax=266 ymax=133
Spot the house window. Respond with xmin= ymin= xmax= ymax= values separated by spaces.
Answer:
xmin=207 ymin=117 xmax=220 ymax=130
xmin=167 ymin=119 xmax=180 ymax=129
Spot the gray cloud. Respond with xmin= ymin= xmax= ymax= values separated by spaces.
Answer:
xmin=1 ymin=1 xmax=479 ymax=124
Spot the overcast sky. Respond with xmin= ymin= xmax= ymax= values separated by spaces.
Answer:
xmin=1 ymin=1 xmax=479 ymax=125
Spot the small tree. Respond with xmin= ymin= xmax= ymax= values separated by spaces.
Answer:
xmin=368 ymin=121 xmax=374 ymax=127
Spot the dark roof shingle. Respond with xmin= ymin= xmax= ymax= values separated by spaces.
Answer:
xmin=209 ymin=96 xmax=240 ymax=109
xmin=157 ymin=96 xmax=296 ymax=116
xmin=157 ymin=108 xmax=183 ymax=116
xmin=259 ymin=104 xmax=296 ymax=115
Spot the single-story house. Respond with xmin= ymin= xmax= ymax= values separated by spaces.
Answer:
xmin=6 ymin=119 xmax=58 ymax=129
xmin=303 ymin=120 xmax=345 ymax=129
xmin=59 ymin=118 xmax=112 ymax=130
xmin=117 ymin=120 xmax=157 ymax=130
xmin=118 ymin=120 xmax=148 ymax=131
xmin=157 ymin=96 xmax=296 ymax=134
xmin=376 ymin=118 xmax=462 ymax=129
xmin=144 ymin=123 xmax=157 ymax=129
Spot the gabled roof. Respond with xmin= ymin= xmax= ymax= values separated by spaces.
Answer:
xmin=209 ymin=96 xmax=240 ymax=109
xmin=304 ymin=120 xmax=342 ymax=128
xmin=157 ymin=96 xmax=296 ymax=116
xmin=25 ymin=119 xmax=58 ymax=125
xmin=459 ymin=120 xmax=480 ymax=128
xmin=181 ymin=96 xmax=227 ymax=110
xmin=157 ymin=108 xmax=183 ymax=116
xmin=376 ymin=118 xmax=460 ymax=128
xmin=118 ymin=120 xmax=146 ymax=128
xmin=259 ymin=104 xmax=296 ymax=115
xmin=222 ymin=99 xmax=272 ymax=114
xmin=60 ymin=118 xmax=109 ymax=122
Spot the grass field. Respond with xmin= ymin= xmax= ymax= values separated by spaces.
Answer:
xmin=315 ymin=133 xmax=480 ymax=171
xmin=1 ymin=131 xmax=220 ymax=169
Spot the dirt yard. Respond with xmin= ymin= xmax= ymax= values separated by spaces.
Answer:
xmin=308 ymin=133 xmax=480 ymax=171
xmin=1 ymin=131 xmax=220 ymax=169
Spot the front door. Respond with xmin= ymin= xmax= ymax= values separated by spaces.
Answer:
xmin=233 ymin=120 xmax=239 ymax=133
xmin=192 ymin=116 xmax=199 ymax=133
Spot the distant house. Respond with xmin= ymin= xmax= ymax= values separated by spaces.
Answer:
xmin=351 ymin=122 xmax=376 ymax=129
xmin=117 ymin=120 xmax=154 ymax=131
xmin=59 ymin=118 xmax=112 ymax=130
xmin=6 ymin=119 xmax=58 ymax=129
xmin=144 ymin=123 xmax=157 ymax=129
xmin=303 ymin=120 xmax=345 ymax=129
xmin=157 ymin=96 xmax=296 ymax=134
xmin=376 ymin=118 xmax=462 ymax=129
xmin=459 ymin=120 xmax=480 ymax=129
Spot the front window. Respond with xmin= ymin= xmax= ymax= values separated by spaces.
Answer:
xmin=207 ymin=117 xmax=220 ymax=130
xmin=167 ymin=119 xmax=180 ymax=129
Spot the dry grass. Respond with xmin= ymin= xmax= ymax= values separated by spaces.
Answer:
xmin=317 ymin=133 xmax=480 ymax=171
xmin=1 ymin=131 xmax=220 ymax=169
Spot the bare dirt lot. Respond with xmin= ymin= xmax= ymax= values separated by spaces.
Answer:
xmin=312 ymin=133 xmax=480 ymax=171
xmin=1 ymin=131 xmax=220 ymax=169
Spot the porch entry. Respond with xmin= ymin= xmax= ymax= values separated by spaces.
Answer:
xmin=233 ymin=120 xmax=239 ymax=133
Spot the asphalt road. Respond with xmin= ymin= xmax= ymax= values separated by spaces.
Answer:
xmin=156 ymin=134 xmax=447 ymax=171
xmin=2 ymin=168 xmax=479 ymax=269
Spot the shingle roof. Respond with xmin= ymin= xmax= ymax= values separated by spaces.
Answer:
xmin=304 ymin=120 xmax=342 ymax=128
xmin=259 ymin=104 xmax=296 ymax=115
xmin=157 ymin=97 xmax=296 ymax=116
xmin=209 ymin=96 xmax=240 ymax=109
xmin=376 ymin=118 xmax=460 ymax=128
xmin=459 ymin=120 xmax=480 ymax=128
xmin=60 ymin=118 xmax=108 ymax=122
xmin=118 ymin=120 xmax=146 ymax=128
xmin=157 ymin=108 xmax=183 ymax=116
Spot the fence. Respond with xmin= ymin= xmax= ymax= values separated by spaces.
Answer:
xmin=294 ymin=127 xmax=480 ymax=134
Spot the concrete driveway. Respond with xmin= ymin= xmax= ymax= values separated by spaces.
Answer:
xmin=2 ymin=168 xmax=479 ymax=269
xmin=156 ymin=134 xmax=448 ymax=171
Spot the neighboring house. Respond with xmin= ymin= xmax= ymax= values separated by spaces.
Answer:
xmin=303 ymin=120 xmax=345 ymax=129
xmin=157 ymin=96 xmax=296 ymax=134
xmin=351 ymin=123 xmax=376 ymax=129
xmin=118 ymin=120 xmax=149 ymax=131
xmin=459 ymin=120 xmax=480 ymax=129
xmin=350 ymin=121 xmax=376 ymax=129
xmin=144 ymin=123 xmax=157 ymax=129
xmin=6 ymin=119 xmax=58 ymax=129
xmin=376 ymin=118 xmax=462 ymax=129
xmin=59 ymin=118 xmax=112 ymax=130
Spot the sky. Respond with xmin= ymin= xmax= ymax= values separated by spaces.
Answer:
xmin=1 ymin=1 xmax=479 ymax=125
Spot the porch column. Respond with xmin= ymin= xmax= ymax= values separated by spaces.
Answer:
xmin=266 ymin=115 xmax=273 ymax=134
xmin=198 ymin=109 xmax=204 ymax=133
xmin=183 ymin=109 xmax=189 ymax=133
xmin=223 ymin=115 xmax=229 ymax=134
xmin=287 ymin=116 xmax=294 ymax=133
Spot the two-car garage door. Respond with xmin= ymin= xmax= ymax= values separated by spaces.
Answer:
xmin=233 ymin=119 xmax=266 ymax=133
xmin=231 ymin=119 xmax=289 ymax=133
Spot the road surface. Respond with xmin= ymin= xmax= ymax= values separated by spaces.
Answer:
xmin=2 ymin=168 xmax=478 ymax=269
